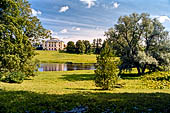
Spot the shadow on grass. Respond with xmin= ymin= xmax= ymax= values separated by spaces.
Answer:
xmin=60 ymin=74 xmax=95 ymax=81
xmin=65 ymin=88 xmax=108 ymax=91
xmin=0 ymin=90 xmax=170 ymax=112
xmin=119 ymin=71 xmax=154 ymax=80
xmin=119 ymin=73 xmax=140 ymax=80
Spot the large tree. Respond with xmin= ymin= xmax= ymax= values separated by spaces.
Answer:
xmin=105 ymin=13 xmax=170 ymax=75
xmin=0 ymin=0 xmax=50 ymax=82
xmin=83 ymin=40 xmax=91 ymax=54
xmin=66 ymin=41 xmax=76 ymax=53
xmin=75 ymin=40 xmax=85 ymax=54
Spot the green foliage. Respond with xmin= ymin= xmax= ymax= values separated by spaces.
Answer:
xmin=142 ymin=71 xmax=170 ymax=89
xmin=95 ymin=41 xmax=119 ymax=90
xmin=66 ymin=41 xmax=76 ymax=53
xmin=106 ymin=13 xmax=170 ymax=75
xmin=92 ymin=38 xmax=102 ymax=54
xmin=83 ymin=40 xmax=91 ymax=54
xmin=0 ymin=0 xmax=50 ymax=82
xmin=4 ymin=72 xmax=26 ymax=83
xmin=0 ymin=72 xmax=3 ymax=80
xmin=76 ymin=40 xmax=86 ymax=54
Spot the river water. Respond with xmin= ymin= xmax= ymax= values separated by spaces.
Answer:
xmin=38 ymin=63 xmax=96 ymax=72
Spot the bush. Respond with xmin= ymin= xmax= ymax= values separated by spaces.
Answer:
xmin=142 ymin=71 xmax=170 ymax=89
xmin=4 ymin=72 xmax=26 ymax=83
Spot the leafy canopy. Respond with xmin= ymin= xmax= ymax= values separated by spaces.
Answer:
xmin=66 ymin=41 xmax=76 ymax=53
xmin=0 ymin=0 xmax=50 ymax=82
xmin=76 ymin=40 xmax=85 ymax=54
xmin=106 ymin=13 xmax=170 ymax=75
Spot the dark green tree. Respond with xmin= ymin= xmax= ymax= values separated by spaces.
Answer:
xmin=95 ymin=41 xmax=119 ymax=90
xmin=92 ymin=39 xmax=96 ymax=53
xmin=83 ymin=40 xmax=91 ymax=54
xmin=106 ymin=13 xmax=170 ymax=75
xmin=92 ymin=38 xmax=102 ymax=54
xmin=95 ymin=38 xmax=102 ymax=54
xmin=66 ymin=41 xmax=76 ymax=53
xmin=0 ymin=0 xmax=50 ymax=82
xmin=75 ymin=40 xmax=85 ymax=54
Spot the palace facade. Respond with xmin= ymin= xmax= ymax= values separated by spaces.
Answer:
xmin=43 ymin=38 xmax=65 ymax=51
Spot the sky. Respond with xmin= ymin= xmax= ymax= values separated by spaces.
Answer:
xmin=28 ymin=0 xmax=170 ymax=43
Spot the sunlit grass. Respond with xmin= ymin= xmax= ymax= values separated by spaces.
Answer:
xmin=1 ymin=70 xmax=170 ymax=112
xmin=33 ymin=50 xmax=97 ymax=63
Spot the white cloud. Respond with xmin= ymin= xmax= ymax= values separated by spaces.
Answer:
xmin=60 ymin=29 xmax=68 ymax=33
xmin=50 ymin=30 xmax=58 ymax=37
xmin=59 ymin=28 xmax=107 ymax=43
xmin=72 ymin=27 xmax=81 ymax=31
xmin=31 ymin=8 xmax=42 ymax=16
xmin=113 ymin=2 xmax=120 ymax=8
xmin=59 ymin=6 xmax=69 ymax=13
xmin=157 ymin=16 xmax=170 ymax=23
xmin=80 ymin=0 xmax=96 ymax=8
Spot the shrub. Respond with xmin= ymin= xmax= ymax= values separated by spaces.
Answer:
xmin=4 ymin=72 xmax=26 ymax=83
xmin=142 ymin=71 xmax=170 ymax=89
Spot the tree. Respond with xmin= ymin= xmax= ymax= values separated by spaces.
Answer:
xmin=105 ymin=13 xmax=170 ymax=75
xmin=92 ymin=38 xmax=102 ymax=54
xmin=83 ymin=40 xmax=91 ymax=54
xmin=92 ymin=39 xmax=97 ymax=53
xmin=95 ymin=41 xmax=119 ymax=90
xmin=75 ymin=40 xmax=85 ymax=54
xmin=95 ymin=38 xmax=102 ymax=54
xmin=0 ymin=0 xmax=50 ymax=82
xmin=66 ymin=41 xmax=76 ymax=53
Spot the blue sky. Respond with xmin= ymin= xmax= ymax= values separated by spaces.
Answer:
xmin=28 ymin=0 xmax=170 ymax=43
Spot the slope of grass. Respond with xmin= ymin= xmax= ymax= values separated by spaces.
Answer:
xmin=1 ymin=70 xmax=170 ymax=112
xmin=34 ymin=50 xmax=97 ymax=63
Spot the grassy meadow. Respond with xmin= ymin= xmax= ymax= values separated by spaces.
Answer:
xmin=1 ymin=70 xmax=170 ymax=112
xmin=34 ymin=50 xmax=97 ymax=63
xmin=1 ymin=51 xmax=170 ymax=112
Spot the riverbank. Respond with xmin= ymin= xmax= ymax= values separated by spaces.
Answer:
xmin=34 ymin=50 xmax=97 ymax=63
xmin=1 ymin=70 xmax=170 ymax=112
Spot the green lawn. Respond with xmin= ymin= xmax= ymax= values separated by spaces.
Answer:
xmin=34 ymin=50 xmax=97 ymax=63
xmin=1 ymin=50 xmax=170 ymax=112
xmin=1 ymin=70 xmax=170 ymax=112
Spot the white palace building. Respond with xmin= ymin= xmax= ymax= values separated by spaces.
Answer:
xmin=43 ymin=38 xmax=66 ymax=51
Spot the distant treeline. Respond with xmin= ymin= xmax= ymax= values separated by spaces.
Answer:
xmin=66 ymin=38 xmax=103 ymax=54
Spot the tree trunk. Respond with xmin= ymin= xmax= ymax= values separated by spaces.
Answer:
xmin=142 ymin=64 xmax=146 ymax=74
xmin=137 ymin=66 xmax=141 ymax=75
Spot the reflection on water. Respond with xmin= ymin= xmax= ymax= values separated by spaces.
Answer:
xmin=38 ymin=63 xmax=96 ymax=72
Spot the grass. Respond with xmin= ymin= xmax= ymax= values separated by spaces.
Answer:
xmin=34 ymin=50 xmax=97 ymax=63
xmin=1 ymin=70 xmax=170 ymax=112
